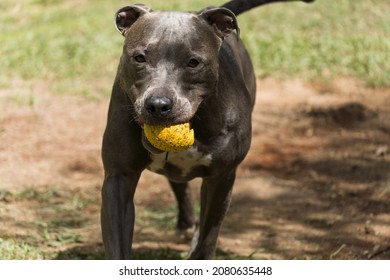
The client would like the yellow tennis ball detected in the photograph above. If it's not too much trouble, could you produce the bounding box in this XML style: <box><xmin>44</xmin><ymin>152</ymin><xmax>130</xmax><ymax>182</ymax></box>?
<box><xmin>143</xmin><ymin>123</ymin><xmax>194</xmax><ymax>153</ymax></box>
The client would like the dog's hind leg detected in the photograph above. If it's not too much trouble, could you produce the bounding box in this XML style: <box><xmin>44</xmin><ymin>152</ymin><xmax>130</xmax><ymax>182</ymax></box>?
<box><xmin>169</xmin><ymin>180</ymin><xmax>195</xmax><ymax>240</ymax></box>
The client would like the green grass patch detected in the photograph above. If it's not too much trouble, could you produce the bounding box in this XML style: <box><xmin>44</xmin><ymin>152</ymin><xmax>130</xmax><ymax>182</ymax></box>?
<box><xmin>45</xmin><ymin>230</ymin><xmax>83</xmax><ymax>248</ymax></box>
<box><xmin>240</xmin><ymin>0</ymin><xmax>390</xmax><ymax>87</ymax></box>
<box><xmin>47</xmin><ymin>217</ymin><xmax>87</xmax><ymax>229</ymax></box>
<box><xmin>1</xmin><ymin>0</ymin><xmax>389</xmax><ymax>94</ymax></box>
<box><xmin>0</xmin><ymin>238</ymin><xmax>46</xmax><ymax>259</ymax></box>
<box><xmin>136</xmin><ymin>206</ymin><xmax>178</xmax><ymax>229</ymax></box>
<box><xmin>136</xmin><ymin>201</ymin><xmax>201</xmax><ymax>229</ymax></box>
<box><xmin>15</xmin><ymin>187</ymin><xmax>62</xmax><ymax>203</ymax></box>
<box><xmin>0</xmin><ymin>186</ymin><xmax>91</xmax><ymax>259</ymax></box>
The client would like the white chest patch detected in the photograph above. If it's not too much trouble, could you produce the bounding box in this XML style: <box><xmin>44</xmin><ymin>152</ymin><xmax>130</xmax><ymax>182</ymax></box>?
<box><xmin>148</xmin><ymin>147</ymin><xmax>212</xmax><ymax>177</ymax></box>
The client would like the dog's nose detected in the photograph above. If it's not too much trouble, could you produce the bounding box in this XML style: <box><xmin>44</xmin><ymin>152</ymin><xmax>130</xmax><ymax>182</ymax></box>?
<box><xmin>145</xmin><ymin>96</ymin><xmax>173</xmax><ymax>116</ymax></box>
<box><xmin>145</xmin><ymin>96</ymin><xmax>173</xmax><ymax>115</ymax></box>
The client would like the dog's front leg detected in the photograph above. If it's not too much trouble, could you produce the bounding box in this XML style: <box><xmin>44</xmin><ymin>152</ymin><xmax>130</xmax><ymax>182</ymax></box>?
<box><xmin>188</xmin><ymin>170</ymin><xmax>236</xmax><ymax>259</ymax></box>
<box><xmin>101</xmin><ymin>172</ymin><xmax>140</xmax><ymax>259</ymax></box>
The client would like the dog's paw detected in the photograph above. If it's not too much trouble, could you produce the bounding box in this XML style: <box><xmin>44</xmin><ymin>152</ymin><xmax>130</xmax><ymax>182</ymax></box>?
<box><xmin>176</xmin><ymin>226</ymin><xmax>196</xmax><ymax>242</ymax></box>
<box><xmin>144</xmin><ymin>123</ymin><xmax>194</xmax><ymax>152</ymax></box>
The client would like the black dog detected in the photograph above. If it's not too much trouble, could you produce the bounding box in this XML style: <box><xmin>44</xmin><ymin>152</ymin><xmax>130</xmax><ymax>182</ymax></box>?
<box><xmin>101</xmin><ymin>0</ymin><xmax>313</xmax><ymax>259</ymax></box>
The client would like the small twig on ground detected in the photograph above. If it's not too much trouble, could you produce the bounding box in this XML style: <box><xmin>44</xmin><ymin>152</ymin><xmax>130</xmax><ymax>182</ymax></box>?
<box><xmin>330</xmin><ymin>244</ymin><xmax>346</xmax><ymax>259</ymax></box>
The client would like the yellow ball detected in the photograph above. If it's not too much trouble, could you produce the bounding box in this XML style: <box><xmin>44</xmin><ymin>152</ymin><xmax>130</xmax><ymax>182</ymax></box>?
<box><xmin>143</xmin><ymin>123</ymin><xmax>194</xmax><ymax>153</ymax></box>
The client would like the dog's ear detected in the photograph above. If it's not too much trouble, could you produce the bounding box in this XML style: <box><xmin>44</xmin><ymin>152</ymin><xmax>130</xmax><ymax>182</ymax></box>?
<box><xmin>198</xmin><ymin>7</ymin><xmax>239</xmax><ymax>40</ymax></box>
<box><xmin>115</xmin><ymin>5</ymin><xmax>151</xmax><ymax>36</ymax></box>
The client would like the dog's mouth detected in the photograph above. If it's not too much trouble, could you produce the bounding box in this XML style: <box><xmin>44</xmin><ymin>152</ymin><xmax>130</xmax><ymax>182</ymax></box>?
<box><xmin>141</xmin><ymin>130</ymin><xmax>165</xmax><ymax>154</ymax></box>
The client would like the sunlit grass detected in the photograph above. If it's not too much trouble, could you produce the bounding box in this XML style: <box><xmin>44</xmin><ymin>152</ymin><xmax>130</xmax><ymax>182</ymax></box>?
<box><xmin>1</xmin><ymin>0</ymin><xmax>389</xmax><ymax>96</ymax></box>
<box><xmin>239</xmin><ymin>0</ymin><xmax>390</xmax><ymax>86</ymax></box>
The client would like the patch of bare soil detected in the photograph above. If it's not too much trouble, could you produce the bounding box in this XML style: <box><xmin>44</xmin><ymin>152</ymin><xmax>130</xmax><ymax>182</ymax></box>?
<box><xmin>0</xmin><ymin>78</ymin><xmax>389</xmax><ymax>259</ymax></box>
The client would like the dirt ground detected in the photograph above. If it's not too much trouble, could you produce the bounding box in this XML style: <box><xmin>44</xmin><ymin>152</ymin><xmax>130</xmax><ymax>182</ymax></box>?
<box><xmin>0</xmin><ymin>77</ymin><xmax>389</xmax><ymax>259</ymax></box>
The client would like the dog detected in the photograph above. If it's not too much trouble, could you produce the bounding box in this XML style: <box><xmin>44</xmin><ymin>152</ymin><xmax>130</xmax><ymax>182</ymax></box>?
<box><xmin>101</xmin><ymin>0</ymin><xmax>313</xmax><ymax>259</ymax></box>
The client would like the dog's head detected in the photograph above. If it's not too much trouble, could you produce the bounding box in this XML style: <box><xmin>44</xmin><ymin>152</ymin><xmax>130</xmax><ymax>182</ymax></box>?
<box><xmin>114</xmin><ymin>5</ymin><xmax>238</xmax><ymax>126</ymax></box>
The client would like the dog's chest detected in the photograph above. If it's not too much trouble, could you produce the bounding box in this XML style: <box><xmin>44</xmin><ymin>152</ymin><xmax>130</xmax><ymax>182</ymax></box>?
<box><xmin>147</xmin><ymin>147</ymin><xmax>212</xmax><ymax>178</ymax></box>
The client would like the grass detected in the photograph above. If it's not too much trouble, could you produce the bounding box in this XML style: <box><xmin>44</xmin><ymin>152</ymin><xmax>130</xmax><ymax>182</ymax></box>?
<box><xmin>240</xmin><ymin>0</ymin><xmax>390</xmax><ymax>87</ymax></box>
<box><xmin>0</xmin><ymin>187</ymin><xmax>90</xmax><ymax>259</ymax></box>
<box><xmin>0</xmin><ymin>238</ymin><xmax>46</xmax><ymax>260</ymax></box>
<box><xmin>0</xmin><ymin>0</ymin><xmax>389</xmax><ymax>96</ymax></box>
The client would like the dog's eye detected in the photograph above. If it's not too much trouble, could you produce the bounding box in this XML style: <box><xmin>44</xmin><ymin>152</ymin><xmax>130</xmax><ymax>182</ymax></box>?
<box><xmin>134</xmin><ymin>54</ymin><xmax>146</xmax><ymax>63</ymax></box>
<box><xmin>187</xmin><ymin>58</ymin><xmax>200</xmax><ymax>68</ymax></box>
